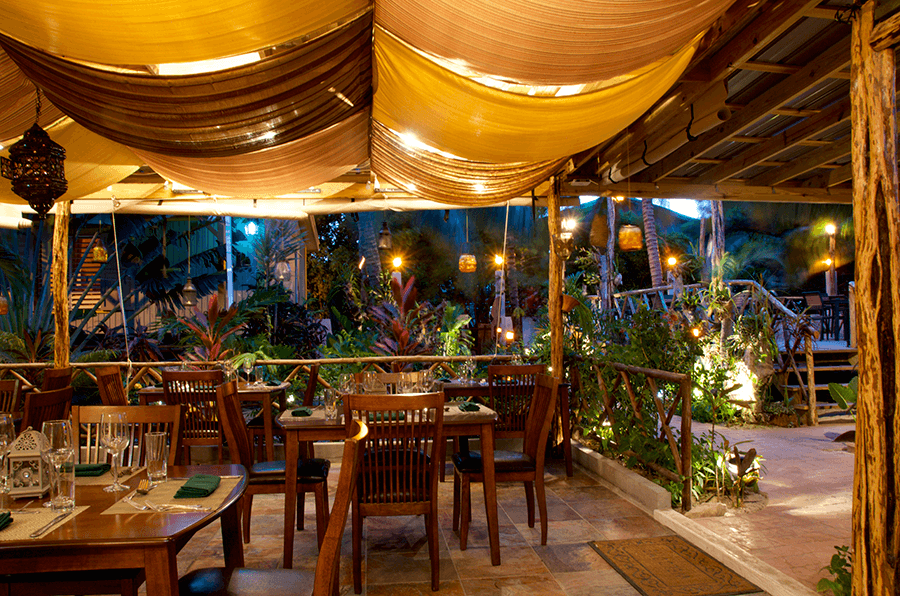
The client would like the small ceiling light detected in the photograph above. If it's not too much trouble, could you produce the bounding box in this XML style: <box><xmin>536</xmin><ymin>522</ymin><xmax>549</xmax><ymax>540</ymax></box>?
<box><xmin>378</xmin><ymin>221</ymin><xmax>392</xmax><ymax>251</ymax></box>
<box><xmin>613</xmin><ymin>196</ymin><xmax>625</xmax><ymax>202</ymax></box>
<box><xmin>474</xmin><ymin>183</ymin><xmax>486</xmax><ymax>193</ymax></box>
<box><xmin>244</xmin><ymin>221</ymin><xmax>258</xmax><ymax>236</ymax></box>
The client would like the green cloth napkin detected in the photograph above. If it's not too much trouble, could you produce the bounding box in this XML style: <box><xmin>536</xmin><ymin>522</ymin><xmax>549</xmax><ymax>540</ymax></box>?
<box><xmin>457</xmin><ymin>402</ymin><xmax>480</xmax><ymax>412</ymax></box>
<box><xmin>367</xmin><ymin>411</ymin><xmax>406</xmax><ymax>422</ymax></box>
<box><xmin>74</xmin><ymin>463</ymin><xmax>111</xmax><ymax>477</ymax></box>
<box><xmin>266</xmin><ymin>380</ymin><xmax>281</xmax><ymax>387</ymax></box>
<box><xmin>291</xmin><ymin>406</ymin><xmax>313</xmax><ymax>417</ymax></box>
<box><xmin>0</xmin><ymin>512</ymin><xmax>12</xmax><ymax>531</ymax></box>
<box><xmin>174</xmin><ymin>474</ymin><xmax>221</xmax><ymax>498</ymax></box>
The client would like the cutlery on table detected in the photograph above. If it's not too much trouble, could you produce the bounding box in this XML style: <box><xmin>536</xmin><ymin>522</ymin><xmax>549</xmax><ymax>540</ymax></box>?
<box><xmin>134</xmin><ymin>479</ymin><xmax>152</xmax><ymax>495</ymax></box>
<box><xmin>30</xmin><ymin>511</ymin><xmax>72</xmax><ymax>538</ymax></box>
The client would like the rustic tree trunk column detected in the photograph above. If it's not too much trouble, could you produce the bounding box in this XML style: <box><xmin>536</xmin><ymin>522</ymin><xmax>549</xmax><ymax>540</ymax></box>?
<box><xmin>51</xmin><ymin>200</ymin><xmax>71</xmax><ymax>367</ymax></box>
<box><xmin>548</xmin><ymin>178</ymin><xmax>564</xmax><ymax>378</ymax></box>
<box><xmin>850</xmin><ymin>3</ymin><xmax>900</xmax><ymax>595</ymax></box>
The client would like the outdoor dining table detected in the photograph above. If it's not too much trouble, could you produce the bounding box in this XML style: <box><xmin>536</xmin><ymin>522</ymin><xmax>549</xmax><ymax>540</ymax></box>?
<box><xmin>441</xmin><ymin>380</ymin><xmax>574</xmax><ymax>477</ymax></box>
<box><xmin>140</xmin><ymin>381</ymin><xmax>289</xmax><ymax>462</ymax></box>
<box><xmin>0</xmin><ymin>464</ymin><xmax>246</xmax><ymax>596</ymax></box>
<box><xmin>277</xmin><ymin>401</ymin><xmax>504</xmax><ymax>567</ymax></box>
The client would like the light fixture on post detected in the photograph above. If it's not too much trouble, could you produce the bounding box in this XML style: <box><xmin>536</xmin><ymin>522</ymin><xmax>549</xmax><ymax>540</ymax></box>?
<box><xmin>274</xmin><ymin>260</ymin><xmax>291</xmax><ymax>282</ymax></box>
<box><xmin>825</xmin><ymin>222</ymin><xmax>837</xmax><ymax>296</ymax></box>
<box><xmin>377</xmin><ymin>221</ymin><xmax>392</xmax><ymax>251</ymax></box>
<box><xmin>552</xmin><ymin>217</ymin><xmax>576</xmax><ymax>260</ymax></box>
<box><xmin>182</xmin><ymin>216</ymin><xmax>197</xmax><ymax>307</ymax></box>
<box><xmin>459</xmin><ymin>212</ymin><xmax>476</xmax><ymax>273</ymax></box>
<box><xmin>0</xmin><ymin>90</ymin><xmax>67</xmax><ymax>220</ymax></box>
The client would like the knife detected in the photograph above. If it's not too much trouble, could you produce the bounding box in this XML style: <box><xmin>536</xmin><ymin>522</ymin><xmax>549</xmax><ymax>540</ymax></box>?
<box><xmin>29</xmin><ymin>511</ymin><xmax>72</xmax><ymax>538</ymax></box>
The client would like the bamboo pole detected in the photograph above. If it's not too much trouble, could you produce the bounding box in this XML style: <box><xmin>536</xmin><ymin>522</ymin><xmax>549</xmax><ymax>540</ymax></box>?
<box><xmin>51</xmin><ymin>199</ymin><xmax>71</xmax><ymax>368</ymax></box>
<box><xmin>548</xmin><ymin>177</ymin><xmax>564</xmax><ymax>379</ymax></box>
<box><xmin>850</xmin><ymin>3</ymin><xmax>900</xmax><ymax>595</ymax></box>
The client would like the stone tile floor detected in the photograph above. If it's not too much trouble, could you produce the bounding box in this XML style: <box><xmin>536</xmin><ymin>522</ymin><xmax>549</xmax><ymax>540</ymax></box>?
<box><xmin>177</xmin><ymin>461</ymin><xmax>767</xmax><ymax>595</ymax></box>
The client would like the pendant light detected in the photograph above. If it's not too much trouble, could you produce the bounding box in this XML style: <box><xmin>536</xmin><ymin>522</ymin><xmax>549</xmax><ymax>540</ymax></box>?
<box><xmin>182</xmin><ymin>216</ymin><xmax>198</xmax><ymax>307</ymax></box>
<box><xmin>275</xmin><ymin>260</ymin><xmax>291</xmax><ymax>281</ymax></box>
<box><xmin>459</xmin><ymin>212</ymin><xmax>476</xmax><ymax>273</ymax></box>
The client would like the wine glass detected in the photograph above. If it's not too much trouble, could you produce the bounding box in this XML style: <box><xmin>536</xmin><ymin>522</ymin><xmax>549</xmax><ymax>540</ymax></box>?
<box><xmin>0</xmin><ymin>414</ymin><xmax>15</xmax><ymax>512</ymax></box>
<box><xmin>41</xmin><ymin>420</ymin><xmax>75</xmax><ymax>508</ymax></box>
<box><xmin>338</xmin><ymin>373</ymin><xmax>354</xmax><ymax>394</ymax></box>
<box><xmin>420</xmin><ymin>370</ymin><xmax>434</xmax><ymax>392</ymax></box>
<box><xmin>398</xmin><ymin>373</ymin><xmax>416</xmax><ymax>394</ymax></box>
<box><xmin>100</xmin><ymin>412</ymin><xmax>129</xmax><ymax>492</ymax></box>
<box><xmin>241</xmin><ymin>360</ymin><xmax>253</xmax><ymax>385</ymax></box>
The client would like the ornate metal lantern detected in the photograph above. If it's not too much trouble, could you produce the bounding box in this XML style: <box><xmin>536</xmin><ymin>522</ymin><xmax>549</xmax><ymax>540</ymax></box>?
<box><xmin>91</xmin><ymin>243</ymin><xmax>109</xmax><ymax>263</ymax></box>
<box><xmin>618</xmin><ymin>224</ymin><xmax>643</xmax><ymax>252</ymax></box>
<box><xmin>275</xmin><ymin>260</ymin><xmax>291</xmax><ymax>281</ymax></box>
<box><xmin>0</xmin><ymin>296</ymin><xmax>7</xmax><ymax>315</ymax></box>
<box><xmin>8</xmin><ymin>429</ymin><xmax>51</xmax><ymax>498</ymax></box>
<box><xmin>377</xmin><ymin>221</ymin><xmax>392</xmax><ymax>251</ymax></box>
<box><xmin>458</xmin><ymin>253</ymin><xmax>476</xmax><ymax>272</ymax></box>
<box><xmin>0</xmin><ymin>123</ymin><xmax>67</xmax><ymax>220</ymax></box>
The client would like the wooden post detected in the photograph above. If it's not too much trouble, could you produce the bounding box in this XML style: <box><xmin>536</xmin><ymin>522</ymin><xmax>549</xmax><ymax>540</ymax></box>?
<box><xmin>51</xmin><ymin>199</ymin><xmax>71</xmax><ymax>367</ymax></box>
<box><xmin>804</xmin><ymin>334</ymin><xmax>817</xmax><ymax>426</ymax></box>
<box><xmin>548</xmin><ymin>178</ymin><xmax>564</xmax><ymax>379</ymax></box>
<box><xmin>850</xmin><ymin>3</ymin><xmax>900</xmax><ymax>595</ymax></box>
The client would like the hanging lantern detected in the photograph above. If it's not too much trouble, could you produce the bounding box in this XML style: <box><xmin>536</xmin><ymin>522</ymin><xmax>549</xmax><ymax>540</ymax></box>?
<box><xmin>0</xmin><ymin>296</ymin><xmax>7</xmax><ymax>315</ymax></box>
<box><xmin>91</xmin><ymin>243</ymin><xmax>109</xmax><ymax>263</ymax></box>
<box><xmin>275</xmin><ymin>260</ymin><xmax>291</xmax><ymax>281</ymax></box>
<box><xmin>459</xmin><ymin>253</ymin><xmax>477</xmax><ymax>273</ymax></box>
<box><xmin>182</xmin><ymin>278</ymin><xmax>198</xmax><ymax>307</ymax></box>
<box><xmin>618</xmin><ymin>224</ymin><xmax>643</xmax><ymax>252</ymax></box>
<box><xmin>0</xmin><ymin>123</ymin><xmax>67</xmax><ymax>220</ymax></box>
<box><xmin>377</xmin><ymin>221</ymin><xmax>392</xmax><ymax>251</ymax></box>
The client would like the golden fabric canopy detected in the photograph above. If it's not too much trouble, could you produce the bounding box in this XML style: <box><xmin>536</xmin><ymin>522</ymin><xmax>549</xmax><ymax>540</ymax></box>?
<box><xmin>0</xmin><ymin>13</ymin><xmax>372</xmax><ymax>157</ymax></box>
<box><xmin>131</xmin><ymin>109</ymin><xmax>369</xmax><ymax>197</ymax></box>
<box><xmin>373</xmin><ymin>26</ymin><xmax>698</xmax><ymax>163</ymax></box>
<box><xmin>371</xmin><ymin>119</ymin><xmax>566</xmax><ymax>206</ymax></box>
<box><xmin>0</xmin><ymin>49</ymin><xmax>63</xmax><ymax>145</ymax></box>
<box><xmin>377</xmin><ymin>0</ymin><xmax>732</xmax><ymax>86</ymax></box>
<box><xmin>0</xmin><ymin>117</ymin><xmax>141</xmax><ymax>205</ymax></box>
<box><xmin>0</xmin><ymin>0</ymin><xmax>370</xmax><ymax>66</ymax></box>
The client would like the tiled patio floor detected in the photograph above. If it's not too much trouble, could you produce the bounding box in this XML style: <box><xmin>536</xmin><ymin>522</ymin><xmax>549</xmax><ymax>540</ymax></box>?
<box><xmin>177</xmin><ymin>461</ymin><xmax>767</xmax><ymax>596</ymax></box>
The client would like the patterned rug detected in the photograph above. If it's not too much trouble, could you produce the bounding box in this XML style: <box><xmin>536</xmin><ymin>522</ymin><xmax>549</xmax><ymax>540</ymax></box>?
<box><xmin>589</xmin><ymin>535</ymin><xmax>761</xmax><ymax>596</ymax></box>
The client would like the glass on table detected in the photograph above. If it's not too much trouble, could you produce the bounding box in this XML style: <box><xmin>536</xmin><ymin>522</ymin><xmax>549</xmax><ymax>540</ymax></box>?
<box><xmin>41</xmin><ymin>419</ymin><xmax>76</xmax><ymax>510</ymax></box>
<box><xmin>145</xmin><ymin>431</ymin><xmax>168</xmax><ymax>486</ymax></box>
<box><xmin>100</xmin><ymin>412</ymin><xmax>129</xmax><ymax>492</ymax></box>
<box><xmin>0</xmin><ymin>414</ymin><xmax>15</xmax><ymax>512</ymax></box>
<box><xmin>419</xmin><ymin>370</ymin><xmax>434</xmax><ymax>392</ymax></box>
<box><xmin>398</xmin><ymin>373</ymin><xmax>416</xmax><ymax>394</ymax></box>
<box><xmin>323</xmin><ymin>389</ymin><xmax>341</xmax><ymax>422</ymax></box>
<box><xmin>337</xmin><ymin>373</ymin><xmax>354</xmax><ymax>394</ymax></box>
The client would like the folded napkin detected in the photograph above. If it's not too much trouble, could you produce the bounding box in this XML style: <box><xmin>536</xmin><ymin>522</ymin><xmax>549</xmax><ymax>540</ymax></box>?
<box><xmin>75</xmin><ymin>463</ymin><xmax>111</xmax><ymax>477</ymax></box>
<box><xmin>174</xmin><ymin>474</ymin><xmax>221</xmax><ymax>499</ymax></box>
<box><xmin>0</xmin><ymin>512</ymin><xmax>12</xmax><ymax>531</ymax></box>
<box><xmin>291</xmin><ymin>406</ymin><xmax>313</xmax><ymax>417</ymax></box>
<box><xmin>368</xmin><ymin>411</ymin><xmax>405</xmax><ymax>422</ymax></box>
<box><xmin>266</xmin><ymin>380</ymin><xmax>282</xmax><ymax>387</ymax></box>
<box><xmin>457</xmin><ymin>402</ymin><xmax>480</xmax><ymax>412</ymax></box>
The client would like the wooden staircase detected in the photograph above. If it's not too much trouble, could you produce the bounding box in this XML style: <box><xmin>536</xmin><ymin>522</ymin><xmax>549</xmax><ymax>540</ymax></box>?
<box><xmin>778</xmin><ymin>345</ymin><xmax>857</xmax><ymax>423</ymax></box>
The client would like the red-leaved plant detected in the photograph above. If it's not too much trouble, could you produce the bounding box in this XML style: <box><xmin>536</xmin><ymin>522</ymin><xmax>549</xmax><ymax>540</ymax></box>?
<box><xmin>179</xmin><ymin>294</ymin><xmax>243</xmax><ymax>362</ymax></box>
<box><xmin>369</xmin><ymin>276</ymin><xmax>436</xmax><ymax>360</ymax></box>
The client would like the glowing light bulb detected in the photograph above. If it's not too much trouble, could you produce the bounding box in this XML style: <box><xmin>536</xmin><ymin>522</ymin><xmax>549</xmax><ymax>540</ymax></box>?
<box><xmin>494</xmin><ymin>254</ymin><xmax>504</xmax><ymax>266</ymax></box>
<box><xmin>825</xmin><ymin>223</ymin><xmax>837</xmax><ymax>235</ymax></box>
<box><xmin>667</xmin><ymin>256</ymin><xmax>678</xmax><ymax>267</ymax></box>
<box><xmin>392</xmin><ymin>256</ymin><xmax>402</xmax><ymax>269</ymax></box>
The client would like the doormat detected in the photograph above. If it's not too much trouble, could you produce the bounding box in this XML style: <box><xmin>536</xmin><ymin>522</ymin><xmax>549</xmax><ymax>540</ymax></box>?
<box><xmin>589</xmin><ymin>535</ymin><xmax>760</xmax><ymax>596</ymax></box>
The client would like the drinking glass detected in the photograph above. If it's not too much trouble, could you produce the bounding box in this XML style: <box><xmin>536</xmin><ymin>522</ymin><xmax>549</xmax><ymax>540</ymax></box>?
<box><xmin>41</xmin><ymin>420</ymin><xmax>75</xmax><ymax>510</ymax></box>
<box><xmin>222</xmin><ymin>360</ymin><xmax>237</xmax><ymax>382</ymax></box>
<box><xmin>254</xmin><ymin>365</ymin><xmax>267</xmax><ymax>386</ymax></box>
<box><xmin>145</xmin><ymin>431</ymin><xmax>168</xmax><ymax>486</ymax></box>
<box><xmin>241</xmin><ymin>360</ymin><xmax>253</xmax><ymax>384</ymax></box>
<box><xmin>420</xmin><ymin>370</ymin><xmax>434</xmax><ymax>392</ymax></box>
<box><xmin>0</xmin><ymin>414</ymin><xmax>15</xmax><ymax>512</ymax></box>
<box><xmin>398</xmin><ymin>373</ymin><xmax>416</xmax><ymax>394</ymax></box>
<box><xmin>338</xmin><ymin>373</ymin><xmax>354</xmax><ymax>394</ymax></box>
<box><xmin>100</xmin><ymin>412</ymin><xmax>129</xmax><ymax>492</ymax></box>
<box><xmin>461</xmin><ymin>359</ymin><xmax>476</xmax><ymax>383</ymax></box>
<box><xmin>323</xmin><ymin>389</ymin><xmax>340</xmax><ymax>422</ymax></box>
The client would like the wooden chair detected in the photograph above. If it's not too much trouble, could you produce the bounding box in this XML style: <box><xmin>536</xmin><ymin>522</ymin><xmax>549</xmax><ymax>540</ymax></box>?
<box><xmin>0</xmin><ymin>379</ymin><xmax>21</xmax><ymax>415</ymax></box>
<box><xmin>161</xmin><ymin>369</ymin><xmax>223</xmax><ymax>464</ymax></box>
<box><xmin>71</xmin><ymin>405</ymin><xmax>183</xmax><ymax>466</ymax></box>
<box><xmin>248</xmin><ymin>363</ymin><xmax>319</xmax><ymax>462</ymax></box>
<box><xmin>453</xmin><ymin>374</ymin><xmax>558</xmax><ymax>548</ymax></box>
<box><xmin>216</xmin><ymin>381</ymin><xmax>331</xmax><ymax>546</ymax></box>
<box><xmin>487</xmin><ymin>364</ymin><xmax>546</xmax><ymax>437</ymax></box>
<box><xmin>96</xmin><ymin>366</ymin><xmax>129</xmax><ymax>406</ymax></box>
<box><xmin>21</xmin><ymin>386</ymin><xmax>72</xmax><ymax>431</ymax></box>
<box><xmin>179</xmin><ymin>419</ymin><xmax>367</xmax><ymax>596</ymax></box>
<box><xmin>344</xmin><ymin>392</ymin><xmax>444</xmax><ymax>593</ymax></box>
<box><xmin>42</xmin><ymin>366</ymin><xmax>73</xmax><ymax>390</ymax></box>
<box><xmin>802</xmin><ymin>291</ymin><xmax>832</xmax><ymax>339</ymax></box>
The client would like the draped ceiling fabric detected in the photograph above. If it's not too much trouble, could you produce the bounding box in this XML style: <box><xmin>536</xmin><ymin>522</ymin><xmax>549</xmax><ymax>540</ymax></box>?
<box><xmin>373</xmin><ymin>26</ymin><xmax>699</xmax><ymax>164</ymax></box>
<box><xmin>371</xmin><ymin>120</ymin><xmax>566</xmax><ymax>206</ymax></box>
<box><xmin>0</xmin><ymin>118</ymin><xmax>141</xmax><ymax>205</ymax></box>
<box><xmin>0</xmin><ymin>0</ymin><xmax>370</xmax><ymax>66</ymax></box>
<box><xmin>376</xmin><ymin>0</ymin><xmax>733</xmax><ymax>86</ymax></box>
<box><xmin>131</xmin><ymin>109</ymin><xmax>369</xmax><ymax>197</ymax></box>
<box><xmin>0</xmin><ymin>49</ymin><xmax>64</xmax><ymax>145</ymax></box>
<box><xmin>0</xmin><ymin>13</ymin><xmax>373</xmax><ymax>157</ymax></box>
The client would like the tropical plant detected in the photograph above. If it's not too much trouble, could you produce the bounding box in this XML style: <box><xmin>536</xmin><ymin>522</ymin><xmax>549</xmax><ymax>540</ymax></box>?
<box><xmin>828</xmin><ymin>375</ymin><xmax>858</xmax><ymax>412</ymax></box>
<box><xmin>817</xmin><ymin>546</ymin><xmax>851</xmax><ymax>596</ymax></box>
<box><xmin>369</xmin><ymin>275</ymin><xmax>437</xmax><ymax>360</ymax></box>
<box><xmin>178</xmin><ymin>294</ymin><xmax>244</xmax><ymax>362</ymax></box>
<box><xmin>438</xmin><ymin>303</ymin><xmax>473</xmax><ymax>358</ymax></box>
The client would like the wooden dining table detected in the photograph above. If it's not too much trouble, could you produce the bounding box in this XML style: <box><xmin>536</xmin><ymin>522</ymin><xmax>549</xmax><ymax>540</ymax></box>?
<box><xmin>140</xmin><ymin>381</ymin><xmax>289</xmax><ymax>462</ymax></box>
<box><xmin>0</xmin><ymin>464</ymin><xmax>246</xmax><ymax>596</ymax></box>
<box><xmin>278</xmin><ymin>402</ymin><xmax>504</xmax><ymax>568</ymax></box>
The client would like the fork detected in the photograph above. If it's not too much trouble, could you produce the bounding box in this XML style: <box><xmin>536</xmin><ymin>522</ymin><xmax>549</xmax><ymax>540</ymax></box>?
<box><xmin>135</xmin><ymin>479</ymin><xmax>152</xmax><ymax>495</ymax></box>
<box><xmin>122</xmin><ymin>495</ymin><xmax>151</xmax><ymax>511</ymax></box>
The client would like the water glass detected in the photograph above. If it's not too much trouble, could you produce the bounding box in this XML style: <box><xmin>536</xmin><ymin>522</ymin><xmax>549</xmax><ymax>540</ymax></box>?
<box><xmin>398</xmin><ymin>373</ymin><xmax>416</xmax><ymax>394</ymax></box>
<box><xmin>41</xmin><ymin>420</ymin><xmax>75</xmax><ymax>509</ymax></box>
<box><xmin>323</xmin><ymin>389</ymin><xmax>340</xmax><ymax>422</ymax></box>
<box><xmin>419</xmin><ymin>370</ymin><xmax>434</xmax><ymax>392</ymax></box>
<box><xmin>0</xmin><ymin>414</ymin><xmax>15</xmax><ymax>512</ymax></box>
<box><xmin>221</xmin><ymin>360</ymin><xmax>237</xmax><ymax>382</ymax></box>
<box><xmin>145</xmin><ymin>431</ymin><xmax>168</xmax><ymax>485</ymax></box>
<box><xmin>254</xmin><ymin>365</ymin><xmax>267</xmax><ymax>386</ymax></box>
<box><xmin>338</xmin><ymin>373</ymin><xmax>354</xmax><ymax>394</ymax></box>
<box><xmin>100</xmin><ymin>412</ymin><xmax>129</xmax><ymax>492</ymax></box>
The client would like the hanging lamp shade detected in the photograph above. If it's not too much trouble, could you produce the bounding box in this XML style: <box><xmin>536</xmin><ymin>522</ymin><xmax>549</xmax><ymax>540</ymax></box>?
<box><xmin>275</xmin><ymin>260</ymin><xmax>291</xmax><ymax>281</ymax></box>
<box><xmin>0</xmin><ymin>123</ymin><xmax>67</xmax><ymax>219</ymax></box>
<box><xmin>91</xmin><ymin>243</ymin><xmax>108</xmax><ymax>263</ymax></box>
<box><xmin>459</xmin><ymin>253</ymin><xmax>476</xmax><ymax>273</ymax></box>
<box><xmin>0</xmin><ymin>296</ymin><xmax>7</xmax><ymax>315</ymax></box>
<box><xmin>618</xmin><ymin>224</ymin><xmax>643</xmax><ymax>252</ymax></box>
<box><xmin>377</xmin><ymin>221</ymin><xmax>392</xmax><ymax>250</ymax></box>
<box><xmin>182</xmin><ymin>278</ymin><xmax>198</xmax><ymax>307</ymax></box>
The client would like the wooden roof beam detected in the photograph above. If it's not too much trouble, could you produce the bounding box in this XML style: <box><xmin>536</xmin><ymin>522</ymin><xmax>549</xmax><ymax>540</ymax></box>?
<box><xmin>747</xmin><ymin>138</ymin><xmax>850</xmax><ymax>186</ymax></box>
<box><xmin>632</xmin><ymin>34</ymin><xmax>851</xmax><ymax>184</ymax></box>
<box><xmin>564</xmin><ymin>180</ymin><xmax>851</xmax><ymax>204</ymax></box>
<box><xmin>694</xmin><ymin>97</ymin><xmax>851</xmax><ymax>184</ymax></box>
<box><xmin>741</xmin><ymin>60</ymin><xmax>851</xmax><ymax>79</ymax></box>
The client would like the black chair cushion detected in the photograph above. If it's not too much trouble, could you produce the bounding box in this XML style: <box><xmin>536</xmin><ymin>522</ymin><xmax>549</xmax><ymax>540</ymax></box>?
<box><xmin>180</xmin><ymin>567</ymin><xmax>313</xmax><ymax>596</ymax></box>
<box><xmin>248</xmin><ymin>458</ymin><xmax>329</xmax><ymax>484</ymax></box>
<box><xmin>452</xmin><ymin>449</ymin><xmax>536</xmax><ymax>474</ymax></box>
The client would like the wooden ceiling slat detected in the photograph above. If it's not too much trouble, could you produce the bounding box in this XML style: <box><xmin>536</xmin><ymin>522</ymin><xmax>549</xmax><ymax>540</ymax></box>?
<box><xmin>747</xmin><ymin>138</ymin><xmax>850</xmax><ymax>186</ymax></box>
<box><xmin>565</xmin><ymin>180</ymin><xmax>851</xmax><ymax>203</ymax></box>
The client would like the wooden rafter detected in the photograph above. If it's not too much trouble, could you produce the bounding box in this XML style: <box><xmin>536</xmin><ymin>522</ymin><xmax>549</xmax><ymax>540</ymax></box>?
<box><xmin>747</xmin><ymin>139</ymin><xmax>851</xmax><ymax>186</ymax></box>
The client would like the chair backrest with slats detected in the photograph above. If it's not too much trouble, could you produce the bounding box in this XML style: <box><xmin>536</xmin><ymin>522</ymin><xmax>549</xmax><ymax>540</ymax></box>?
<box><xmin>312</xmin><ymin>418</ymin><xmax>367</xmax><ymax>596</ymax></box>
<box><xmin>96</xmin><ymin>366</ymin><xmax>129</xmax><ymax>406</ymax></box>
<box><xmin>21</xmin><ymin>386</ymin><xmax>72</xmax><ymax>432</ymax></box>
<box><xmin>161</xmin><ymin>370</ymin><xmax>223</xmax><ymax>442</ymax></box>
<box><xmin>487</xmin><ymin>364</ymin><xmax>546</xmax><ymax>437</ymax></box>
<box><xmin>0</xmin><ymin>379</ymin><xmax>21</xmax><ymax>415</ymax></box>
<box><xmin>215</xmin><ymin>381</ymin><xmax>253</xmax><ymax>467</ymax></box>
<box><xmin>344</xmin><ymin>392</ymin><xmax>443</xmax><ymax>515</ymax></box>
<box><xmin>42</xmin><ymin>366</ymin><xmax>73</xmax><ymax>391</ymax></box>
<box><xmin>302</xmin><ymin>363</ymin><xmax>320</xmax><ymax>407</ymax></box>
<box><xmin>71</xmin><ymin>404</ymin><xmax>183</xmax><ymax>466</ymax></box>
<box><xmin>522</xmin><ymin>375</ymin><xmax>559</xmax><ymax>470</ymax></box>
